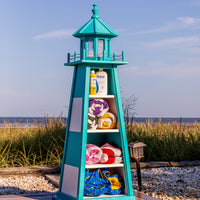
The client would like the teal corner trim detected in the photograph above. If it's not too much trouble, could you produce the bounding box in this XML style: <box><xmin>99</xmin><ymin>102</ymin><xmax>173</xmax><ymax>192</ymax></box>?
<box><xmin>77</xmin><ymin>66</ymin><xmax>90</xmax><ymax>199</ymax></box>
<box><xmin>58</xmin><ymin>66</ymin><xmax>77</xmax><ymax>192</ymax></box>
<box><xmin>112</xmin><ymin>67</ymin><xmax>134</xmax><ymax>196</ymax></box>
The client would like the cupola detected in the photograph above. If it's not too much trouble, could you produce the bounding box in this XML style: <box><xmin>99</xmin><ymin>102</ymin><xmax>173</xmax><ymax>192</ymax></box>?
<box><xmin>66</xmin><ymin>4</ymin><xmax>126</xmax><ymax>64</ymax></box>
<box><xmin>73</xmin><ymin>4</ymin><xmax>118</xmax><ymax>61</ymax></box>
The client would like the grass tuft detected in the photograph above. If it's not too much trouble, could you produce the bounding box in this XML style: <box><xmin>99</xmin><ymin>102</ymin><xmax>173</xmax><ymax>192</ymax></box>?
<box><xmin>127</xmin><ymin>121</ymin><xmax>200</xmax><ymax>161</ymax></box>
<box><xmin>0</xmin><ymin>116</ymin><xmax>66</xmax><ymax>167</ymax></box>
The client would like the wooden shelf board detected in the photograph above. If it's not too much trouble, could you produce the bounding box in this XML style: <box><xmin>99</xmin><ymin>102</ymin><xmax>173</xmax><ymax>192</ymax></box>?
<box><xmin>86</xmin><ymin>163</ymin><xmax>124</xmax><ymax>169</ymax></box>
<box><xmin>89</xmin><ymin>95</ymin><xmax>115</xmax><ymax>99</ymax></box>
<box><xmin>87</xmin><ymin>129</ymin><xmax>119</xmax><ymax>133</ymax></box>
<box><xmin>84</xmin><ymin>194</ymin><xmax>127</xmax><ymax>199</ymax></box>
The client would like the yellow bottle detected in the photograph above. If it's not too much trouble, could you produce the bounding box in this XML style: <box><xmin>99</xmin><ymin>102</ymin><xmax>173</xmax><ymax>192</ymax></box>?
<box><xmin>90</xmin><ymin>70</ymin><xmax>96</xmax><ymax>95</ymax></box>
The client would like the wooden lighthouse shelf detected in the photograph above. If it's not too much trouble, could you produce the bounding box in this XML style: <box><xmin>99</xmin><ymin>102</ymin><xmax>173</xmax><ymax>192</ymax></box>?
<box><xmin>53</xmin><ymin>4</ymin><xmax>135</xmax><ymax>200</ymax></box>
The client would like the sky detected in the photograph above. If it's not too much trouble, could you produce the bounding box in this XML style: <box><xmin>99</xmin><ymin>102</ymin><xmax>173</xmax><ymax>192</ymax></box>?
<box><xmin>1</xmin><ymin>0</ymin><xmax>200</xmax><ymax>118</ymax></box>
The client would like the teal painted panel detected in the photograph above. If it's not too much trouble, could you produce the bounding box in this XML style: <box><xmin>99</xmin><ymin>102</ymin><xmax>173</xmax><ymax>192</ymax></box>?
<box><xmin>65</xmin><ymin>131</ymin><xmax>82</xmax><ymax>167</ymax></box>
<box><xmin>87</xmin><ymin>132</ymin><xmax>121</xmax><ymax>147</ymax></box>
<box><xmin>104</xmin><ymin>132</ymin><xmax>122</xmax><ymax>147</ymax></box>
<box><xmin>87</xmin><ymin>133</ymin><xmax>107</xmax><ymax>146</ymax></box>
<box><xmin>106</xmin><ymin>69</ymin><xmax>114</xmax><ymax>95</ymax></box>
<box><xmin>73</xmin><ymin>66</ymin><xmax>87</xmax><ymax>97</ymax></box>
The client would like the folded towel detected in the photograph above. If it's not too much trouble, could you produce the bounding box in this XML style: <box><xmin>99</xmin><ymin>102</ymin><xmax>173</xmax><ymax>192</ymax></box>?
<box><xmin>113</xmin><ymin>157</ymin><xmax>123</xmax><ymax>164</ymax></box>
<box><xmin>100</xmin><ymin>150</ymin><xmax>122</xmax><ymax>164</ymax></box>
<box><xmin>84</xmin><ymin>169</ymin><xmax>110</xmax><ymax>196</ymax></box>
<box><xmin>100</xmin><ymin>143</ymin><xmax>122</xmax><ymax>164</ymax></box>
<box><xmin>101</xmin><ymin>168</ymin><xmax>124</xmax><ymax>195</ymax></box>
<box><xmin>97</xmin><ymin>112</ymin><xmax>117</xmax><ymax>129</ymax></box>
<box><xmin>101</xmin><ymin>143</ymin><xmax>122</xmax><ymax>157</ymax></box>
<box><xmin>89</xmin><ymin>99</ymin><xmax>109</xmax><ymax>117</ymax></box>
<box><xmin>88</xmin><ymin>113</ymin><xmax>98</xmax><ymax>130</ymax></box>
<box><xmin>100</xmin><ymin>148</ymin><xmax>115</xmax><ymax>164</ymax></box>
<box><xmin>86</xmin><ymin>144</ymin><xmax>103</xmax><ymax>165</ymax></box>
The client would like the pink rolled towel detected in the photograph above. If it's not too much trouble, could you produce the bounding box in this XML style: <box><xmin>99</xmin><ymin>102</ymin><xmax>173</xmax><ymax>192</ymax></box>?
<box><xmin>86</xmin><ymin>144</ymin><xmax>103</xmax><ymax>165</ymax></box>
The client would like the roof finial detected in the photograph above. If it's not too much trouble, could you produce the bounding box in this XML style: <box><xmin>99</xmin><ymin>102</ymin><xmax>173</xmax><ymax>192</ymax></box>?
<box><xmin>92</xmin><ymin>4</ymin><xmax>99</xmax><ymax>18</ymax></box>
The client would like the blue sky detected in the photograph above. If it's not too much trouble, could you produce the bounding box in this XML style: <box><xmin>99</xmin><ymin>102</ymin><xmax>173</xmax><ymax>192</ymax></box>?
<box><xmin>1</xmin><ymin>0</ymin><xmax>200</xmax><ymax>117</ymax></box>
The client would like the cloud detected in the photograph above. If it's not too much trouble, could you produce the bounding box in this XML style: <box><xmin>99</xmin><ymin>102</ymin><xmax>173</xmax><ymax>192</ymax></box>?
<box><xmin>132</xmin><ymin>17</ymin><xmax>200</xmax><ymax>35</ymax></box>
<box><xmin>142</xmin><ymin>35</ymin><xmax>200</xmax><ymax>50</ymax></box>
<box><xmin>32</xmin><ymin>29</ymin><xmax>75</xmax><ymax>40</ymax></box>
<box><xmin>178</xmin><ymin>17</ymin><xmax>200</xmax><ymax>25</ymax></box>
<box><xmin>132</xmin><ymin>23</ymin><xmax>174</xmax><ymax>35</ymax></box>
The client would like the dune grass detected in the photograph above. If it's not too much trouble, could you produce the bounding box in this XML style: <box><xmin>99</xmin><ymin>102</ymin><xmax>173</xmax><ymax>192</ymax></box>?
<box><xmin>0</xmin><ymin>117</ymin><xmax>66</xmax><ymax>167</ymax></box>
<box><xmin>126</xmin><ymin>120</ymin><xmax>200</xmax><ymax>161</ymax></box>
<box><xmin>0</xmin><ymin>118</ymin><xmax>200</xmax><ymax>167</ymax></box>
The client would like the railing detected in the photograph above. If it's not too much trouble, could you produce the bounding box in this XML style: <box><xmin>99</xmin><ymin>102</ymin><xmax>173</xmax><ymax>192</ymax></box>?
<box><xmin>67</xmin><ymin>52</ymin><xmax>81</xmax><ymax>63</ymax></box>
<box><xmin>111</xmin><ymin>52</ymin><xmax>125</xmax><ymax>61</ymax></box>
<box><xmin>67</xmin><ymin>50</ymin><xmax>125</xmax><ymax>63</ymax></box>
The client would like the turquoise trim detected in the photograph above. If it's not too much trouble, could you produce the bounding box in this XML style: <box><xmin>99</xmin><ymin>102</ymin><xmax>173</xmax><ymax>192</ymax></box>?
<box><xmin>77</xmin><ymin>66</ymin><xmax>90</xmax><ymax>199</ymax></box>
<box><xmin>80</xmin><ymin>196</ymin><xmax>135</xmax><ymax>200</ymax></box>
<box><xmin>94</xmin><ymin>38</ymin><xmax>98</xmax><ymax>58</ymax></box>
<box><xmin>112</xmin><ymin>67</ymin><xmax>134</xmax><ymax>196</ymax></box>
<box><xmin>53</xmin><ymin>193</ymin><xmax>135</xmax><ymax>200</ymax></box>
<box><xmin>54</xmin><ymin>191</ymin><xmax>77</xmax><ymax>200</ymax></box>
<box><xmin>65</xmin><ymin>60</ymin><xmax>128</xmax><ymax>66</ymax></box>
<box><xmin>58</xmin><ymin>66</ymin><xmax>77</xmax><ymax>192</ymax></box>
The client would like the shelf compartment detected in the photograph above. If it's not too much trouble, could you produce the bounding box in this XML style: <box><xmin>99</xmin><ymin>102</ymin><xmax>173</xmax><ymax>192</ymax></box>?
<box><xmin>87</xmin><ymin>129</ymin><xmax>119</xmax><ymax>133</ymax></box>
<box><xmin>88</xmin><ymin>97</ymin><xmax>119</xmax><ymax>129</ymax></box>
<box><xmin>86</xmin><ymin>163</ymin><xmax>124</xmax><ymax>169</ymax></box>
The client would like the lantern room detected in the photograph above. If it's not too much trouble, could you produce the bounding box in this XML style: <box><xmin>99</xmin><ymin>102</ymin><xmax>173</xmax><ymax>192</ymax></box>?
<box><xmin>67</xmin><ymin>4</ymin><xmax>126</xmax><ymax>63</ymax></box>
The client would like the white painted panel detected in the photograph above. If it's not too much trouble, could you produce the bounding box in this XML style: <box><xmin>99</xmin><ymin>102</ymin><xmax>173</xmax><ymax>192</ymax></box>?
<box><xmin>69</xmin><ymin>98</ymin><xmax>82</xmax><ymax>132</ymax></box>
<box><xmin>61</xmin><ymin>164</ymin><xmax>79</xmax><ymax>197</ymax></box>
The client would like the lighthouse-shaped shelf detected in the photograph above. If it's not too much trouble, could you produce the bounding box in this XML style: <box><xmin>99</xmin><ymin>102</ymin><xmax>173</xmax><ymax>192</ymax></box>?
<box><xmin>53</xmin><ymin>4</ymin><xmax>135</xmax><ymax>200</ymax></box>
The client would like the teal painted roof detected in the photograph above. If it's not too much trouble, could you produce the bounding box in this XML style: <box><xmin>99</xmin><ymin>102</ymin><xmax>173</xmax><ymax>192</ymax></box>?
<box><xmin>73</xmin><ymin>4</ymin><xmax>118</xmax><ymax>38</ymax></box>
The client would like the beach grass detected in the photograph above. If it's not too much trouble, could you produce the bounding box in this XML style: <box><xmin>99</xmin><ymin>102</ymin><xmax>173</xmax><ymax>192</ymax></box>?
<box><xmin>126</xmin><ymin>120</ymin><xmax>200</xmax><ymax>161</ymax></box>
<box><xmin>0</xmin><ymin>118</ymin><xmax>200</xmax><ymax>167</ymax></box>
<box><xmin>0</xmin><ymin>117</ymin><xmax>65</xmax><ymax>167</ymax></box>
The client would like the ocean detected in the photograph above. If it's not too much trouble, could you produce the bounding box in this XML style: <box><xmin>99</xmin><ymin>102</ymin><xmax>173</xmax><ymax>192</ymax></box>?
<box><xmin>0</xmin><ymin>117</ymin><xmax>200</xmax><ymax>128</ymax></box>
<box><xmin>0</xmin><ymin>117</ymin><xmax>67</xmax><ymax>128</ymax></box>
<box><xmin>132</xmin><ymin>117</ymin><xmax>200</xmax><ymax>125</ymax></box>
